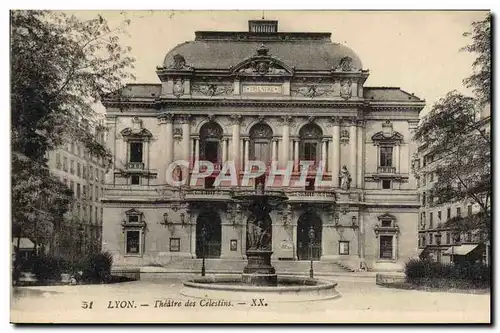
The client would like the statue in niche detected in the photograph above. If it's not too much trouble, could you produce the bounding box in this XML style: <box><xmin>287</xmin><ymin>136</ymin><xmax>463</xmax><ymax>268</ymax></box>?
<box><xmin>340</xmin><ymin>165</ymin><xmax>352</xmax><ymax>190</ymax></box>
<box><xmin>173</xmin><ymin>79</ymin><xmax>184</xmax><ymax>97</ymax></box>
<box><xmin>172</xmin><ymin>165</ymin><xmax>183</xmax><ymax>183</ymax></box>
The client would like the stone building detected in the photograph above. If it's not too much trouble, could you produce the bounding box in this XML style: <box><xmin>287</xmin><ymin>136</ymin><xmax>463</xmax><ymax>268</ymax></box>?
<box><xmin>416</xmin><ymin>105</ymin><xmax>491</xmax><ymax>265</ymax></box>
<box><xmin>46</xmin><ymin>120</ymin><xmax>107</xmax><ymax>256</ymax></box>
<box><xmin>101</xmin><ymin>20</ymin><xmax>425</xmax><ymax>271</ymax></box>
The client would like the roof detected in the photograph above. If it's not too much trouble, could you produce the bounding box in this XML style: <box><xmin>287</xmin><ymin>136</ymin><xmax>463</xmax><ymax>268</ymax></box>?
<box><xmin>443</xmin><ymin>244</ymin><xmax>479</xmax><ymax>256</ymax></box>
<box><xmin>12</xmin><ymin>237</ymin><xmax>34</xmax><ymax>249</ymax></box>
<box><xmin>364</xmin><ymin>87</ymin><xmax>422</xmax><ymax>101</ymax></box>
<box><xmin>116</xmin><ymin>84</ymin><xmax>162</xmax><ymax>98</ymax></box>
<box><xmin>163</xmin><ymin>40</ymin><xmax>363</xmax><ymax>71</ymax></box>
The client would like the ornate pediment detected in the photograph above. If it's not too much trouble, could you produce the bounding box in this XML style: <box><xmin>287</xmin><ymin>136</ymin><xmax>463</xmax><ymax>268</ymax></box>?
<box><xmin>371</xmin><ymin>131</ymin><xmax>403</xmax><ymax>144</ymax></box>
<box><xmin>231</xmin><ymin>44</ymin><xmax>294</xmax><ymax>77</ymax></box>
<box><xmin>377</xmin><ymin>213</ymin><xmax>397</xmax><ymax>223</ymax></box>
<box><xmin>121</xmin><ymin>127</ymin><xmax>152</xmax><ymax>140</ymax></box>
<box><xmin>125</xmin><ymin>208</ymin><xmax>143</xmax><ymax>216</ymax></box>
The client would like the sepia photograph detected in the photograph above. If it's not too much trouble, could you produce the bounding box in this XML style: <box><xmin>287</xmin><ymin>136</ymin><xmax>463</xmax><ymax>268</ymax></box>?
<box><xmin>9</xmin><ymin>9</ymin><xmax>491</xmax><ymax>324</ymax></box>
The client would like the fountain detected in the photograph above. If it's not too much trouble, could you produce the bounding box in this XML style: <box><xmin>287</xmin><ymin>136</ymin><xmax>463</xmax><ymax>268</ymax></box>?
<box><xmin>181</xmin><ymin>184</ymin><xmax>340</xmax><ymax>302</ymax></box>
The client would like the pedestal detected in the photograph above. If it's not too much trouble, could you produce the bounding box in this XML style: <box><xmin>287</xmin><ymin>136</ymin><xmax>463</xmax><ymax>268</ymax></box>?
<box><xmin>242</xmin><ymin>250</ymin><xmax>277</xmax><ymax>286</ymax></box>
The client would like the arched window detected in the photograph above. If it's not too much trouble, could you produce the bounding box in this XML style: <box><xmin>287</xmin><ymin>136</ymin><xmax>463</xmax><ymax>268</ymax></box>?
<box><xmin>299</xmin><ymin>123</ymin><xmax>323</xmax><ymax>167</ymax></box>
<box><xmin>200</xmin><ymin>122</ymin><xmax>223</xmax><ymax>165</ymax></box>
<box><xmin>249</xmin><ymin>123</ymin><xmax>273</xmax><ymax>166</ymax></box>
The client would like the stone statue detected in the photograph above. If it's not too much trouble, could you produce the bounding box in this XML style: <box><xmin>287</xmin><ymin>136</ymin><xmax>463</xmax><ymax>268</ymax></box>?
<box><xmin>247</xmin><ymin>215</ymin><xmax>271</xmax><ymax>251</ymax></box>
<box><xmin>340</xmin><ymin>165</ymin><xmax>352</xmax><ymax>190</ymax></box>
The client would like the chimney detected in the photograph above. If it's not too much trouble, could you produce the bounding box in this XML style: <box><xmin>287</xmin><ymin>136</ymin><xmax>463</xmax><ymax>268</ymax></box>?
<box><xmin>248</xmin><ymin>20</ymin><xmax>278</xmax><ymax>33</ymax></box>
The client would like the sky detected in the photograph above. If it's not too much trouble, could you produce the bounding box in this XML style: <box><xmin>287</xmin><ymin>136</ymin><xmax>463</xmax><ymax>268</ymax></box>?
<box><xmin>71</xmin><ymin>10</ymin><xmax>488</xmax><ymax>116</ymax></box>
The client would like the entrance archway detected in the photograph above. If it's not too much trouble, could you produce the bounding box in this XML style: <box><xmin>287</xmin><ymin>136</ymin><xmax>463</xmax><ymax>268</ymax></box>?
<box><xmin>297</xmin><ymin>210</ymin><xmax>322</xmax><ymax>260</ymax></box>
<box><xmin>196</xmin><ymin>211</ymin><xmax>221</xmax><ymax>258</ymax></box>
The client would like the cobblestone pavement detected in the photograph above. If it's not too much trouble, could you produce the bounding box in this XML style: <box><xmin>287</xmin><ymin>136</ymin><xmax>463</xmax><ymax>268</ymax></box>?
<box><xmin>10</xmin><ymin>276</ymin><xmax>490</xmax><ymax>323</ymax></box>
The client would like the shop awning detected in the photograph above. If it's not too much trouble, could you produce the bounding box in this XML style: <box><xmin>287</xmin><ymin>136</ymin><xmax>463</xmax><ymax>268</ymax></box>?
<box><xmin>443</xmin><ymin>244</ymin><xmax>478</xmax><ymax>256</ymax></box>
<box><xmin>12</xmin><ymin>238</ymin><xmax>34</xmax><ymax>250</ymax></box>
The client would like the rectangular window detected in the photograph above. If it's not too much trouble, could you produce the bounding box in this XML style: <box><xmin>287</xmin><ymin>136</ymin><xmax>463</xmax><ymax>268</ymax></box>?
<box><xmin>131</xmin><ymin>175</ymin><xmax>140</xmax><ymax>185</ymax></box>
<box><xmin>76</xmin><ymin>203</ymin><xmax>81</xmax><ymax>216</ymax></box>
<box><xmin>430</xmin><ymin>172</ymin><xmax>434</xmax><ymax>182</ymax></box>
<box><xmin>83</xmin><ymin>203</ymin><xmax>87</xmax><ymax>220</ymax></box>
<box><xmin>429</xmin><ymin>213</ymin><xmax>433</xmax><ymax>229</ymax></box>
<box><xmin>429</xmin><ymin>233</ymin><xmax>433</xmax><ymax>245</ymax></box>
<box><xmin>468</xmin><ymin>205</ymin><xmax>473</xmax><ymax>216</ymax></box>
<box><xmin>446</xmin><ymin>232</ymin><xmax>451</xmax><ymax>244</ymax></box>
<box><xmin>95</xmin><ymin>186</ymin><xmax>99</xmax><ymax>200</ymax></box>
<box><xmin>379</xmin><ymin>236</ymin><xmax>393</xmax><ymax>259</ymax></box>
<box><xmin>130</xmin><ymin>142</ymin><xmax>143</xmax><ymax>163</ymax></box>
<box><xmin>90</xmin><ymin>185</ymin><xmax>94</xmax><ymax>201</ymax></box>
<box><xmin>94</xmin><ymin>207</ymin><xmax>98</xmax><ymax>224</ymax></box>
<box><xmin>70</xmin><ymin>160</ymin><xmax>75</xmax><ymax>175</ymax></box>
<box><xmin>169</xmin><ymin>238</ymin><xmax>180</xmax><ymax>252</ymax></box>
<box><xmin>422</xmin><ymin>236</ymin><xmax>426</xmax><ymax>246</ymax></box>
<box><xmin>90</xmin><ymin>166</ymin><xmax>94</xmax><ymax>181</ymax></box>
<box><xmin>339</xmin><ymin>241</ymin><xmax>350</xmax><ymax>255</ymax></box>
<box><xmin>422</xmin><ymin>192</ymin><xmax>426</xmax><ymax>206</ymax></box>
<box><xmin>457</xmin><ymin>207</ymin><xmax>461</xmax><ymax>218</ymax></box>
<box><xmin>381</xmin><ymin>219</ymin><xmax>392</xmax><ymax>228</ymax></box>
<box><xmin>77</xmin><ymin>145</ymin><xmax>80</xmax><ymax>157</ymax></box>
<box><xmin>83</xmin><ymin>166</ymin><xmax>87</xmax><ymax>179</ymax></box>
<box><xmin>447</xmin><ymin>208</ymin><xmax>451</xmax><ymax>220</ymax></box>
<box><xmin>128</xmin><ymin>215</ymin><xmax>139</xmax><ymax>223</ymax></box>
<box><xmin>382</xmin><ymin>179</ymin><xmax>391</xmax><ymax>189</ymax></box>
<box><xmin>126</xmin><ymin>231</ymin><xmax>140</xmax><ymax>254</ymax></box>
<box><xmin>421</xmin><ymin>212</ymin><xmax>426</xmax><ymax>226</ymax></box>
<box><xmin>437</xmin><ymin>211</ymin><xmax>442</xmax><ymax>222</ymax></box>
<box><xmin>77</xmin><ymin>163</ymin><xmax>81</xmax><ymax>177</ymax></box>
<box><xmin>83</xmin><ymin>185</ymin><xmax>87</xmax><ymax>199</ymax></box>
<box><xmin>63</xmin><ymin>157</ymin><xmax>68</xmax><ymax>172</ymax></box>
<box><xmin>56</xmin><ymin>153</ymin><xmax>61</xmax><ymax>169</ymax></box>
<box><xmin>70</xmin><ymin>142</ymin><xmax>75</xmax><ymax>154</ymax></box>
<box><xmin>76</xmin><ymin>184</ymin><xmax>81</xmax><ymax>199</ymax></box>
<box><xmin>305</xmin><ymin>178</ymin><xmax>315</xmax><ymax>191</ymax></box>
<box><xmin>380</xmin><ymin>146</ymin><xmax>393</xmax><ymax>167</ymax></box>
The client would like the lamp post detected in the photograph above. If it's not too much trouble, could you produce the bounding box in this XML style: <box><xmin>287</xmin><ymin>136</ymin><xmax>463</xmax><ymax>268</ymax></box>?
<box><xmin>201</xmin><ymin>224</ymin><xmax>207</xmax><ymax>277</ymax></box>
<box><xmin>308</xmin><ymin>226</ymin><xmax>315</xmax><ymax>278</ymax></box>
<box><xmin>435</xmin><ymin>231</ymin><xmax>442</xmax><ymax>263</ymax></box>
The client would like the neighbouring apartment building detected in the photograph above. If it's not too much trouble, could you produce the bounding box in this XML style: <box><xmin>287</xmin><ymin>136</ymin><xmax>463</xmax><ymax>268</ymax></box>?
<box><xmin>101</xmin><ymin>20</ymin><xmax>425</xmax><ymax>271</ymax></box>
<box><xmin>46</xmin><ymin>119</ymin><xmax>107</xmax><ymax>256</ymax></box>
<box><xmin>417</xmin><ymin>104</ymin><xmax>491</xmax><ymax>265</ymax></box>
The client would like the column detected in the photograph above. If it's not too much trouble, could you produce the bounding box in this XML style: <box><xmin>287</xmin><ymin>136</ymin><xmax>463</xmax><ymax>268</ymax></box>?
<box><xmin>349</xmin><ymin>118</ymin><xmax>358</xmax><ymax>188</ymax></box>
<box><xmin>357</xmin><ymin>120</ymin><xmax>364</xmax><ymax>188</ymax></box>
<box><xmin>165</xmin><ymin>114</ymin><xmax>174</xmax><ymax>167</ymax></box>
<box><xmin>180</xmin><ymin>115</ymin><xmax>191</xmax><ymax>162</ymax></box>
<box><xmin>105</xmin><ymin>117</ymin><xmax>116</xmax><ymax>184</ymax></box>
<box><xmin>394</xmin><ymin>143</ymin><xmax>400</xmax><ymax>173</ymax></box>
<box><xmin>180</xmin><ymin>115</ymin><xmax>191</xmax><ymax>182</ymax></box>
<box><xmin>292</xmin><ymin>222</ymin><xmax>298</xmax><ymax>260</ymax></box>
<box><xmin>244</xmin><ymin>139</ymin><xmax>250</xmax><ymax>170</ymax></box>
<box><xmin>190</xmin><ymin>217</ymin><xmax>197</xmax><ymax>259</ymax></box>
<box><xmin>271</xmin><ymin>139</ymin><xmax>277</xmax><ymax>164</ymax></box>
<box><xmin>280</xmin><ymin>115</ymin><xmax>291</xmax><ymax>168</ymax></box>
<box><xmin>194</xmin><ymin>137</ymin><xmax>200</xmax><ymax>163</ymax></box>
<box><xmin>321</xmin><ymin>139</ymin><xmax>328</xmax><ymax>170</ymax></box>
<box><xmin>293</xmin><ymin>139</ymin><xmax>299</xmax><ymax>172</ymax></box>
<box><xmin>230</xmin><ymin>114</ymin><xmax>242</xmax><ymax>171</ymax></box>
<box><xmin>330</xmin><ymin>117</ymin><xmax>340</xmax><ymax>187</ymax></box>
<box><xmin>222</xmin><ymin>138</ymin><xmax>228</xmax><ymax>163</ymax></box>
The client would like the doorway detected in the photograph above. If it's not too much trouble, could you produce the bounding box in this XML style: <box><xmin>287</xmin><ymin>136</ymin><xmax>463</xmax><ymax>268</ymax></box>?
<box><xmin>297</xmin><ymin>210</ymin><xmax>322</xmax><ymax>260</ymax></box>
<box><xmin>195</xmin><ymin>211</ymin><xmax>222</xmax><ymax>258</ymax></box>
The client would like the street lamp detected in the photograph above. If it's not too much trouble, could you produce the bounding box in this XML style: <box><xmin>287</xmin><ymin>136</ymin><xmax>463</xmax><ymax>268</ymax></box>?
<box><xmin>201</xmin><ymin>224</ymin><xmax>207</xmax><ymax>277</ymax></box>
<box><xmin>435</xmin><ymin>231</ymin><xmax>442</xmax><ymax>263</ymax></box>
<box><xmin>308</xmin><ymin>226</ymin><xmax>315</xmax><ymax>278</ymax></box>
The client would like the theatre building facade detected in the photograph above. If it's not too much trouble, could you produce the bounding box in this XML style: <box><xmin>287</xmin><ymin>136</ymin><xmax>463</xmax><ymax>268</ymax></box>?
<box><xmin>101</xmin><ymin>20</ymin><xmax>425</xmax><ymax>271</ymax></box>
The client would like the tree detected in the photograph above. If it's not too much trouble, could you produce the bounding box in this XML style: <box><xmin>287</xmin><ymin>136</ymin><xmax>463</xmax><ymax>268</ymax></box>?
<box><xmin>414</xmin><ymin>13</ymin><xmax>491</xmax><ymax>240</ymax></box>
<box><xmin>461</xmin><ymin>13</ymin><xmax>491</xmax><ymax>107</ymax></box>
<box><xmin>11</xmin><ymin>10</ymin><xmax>135</xmax><ymax>276</ymax></box>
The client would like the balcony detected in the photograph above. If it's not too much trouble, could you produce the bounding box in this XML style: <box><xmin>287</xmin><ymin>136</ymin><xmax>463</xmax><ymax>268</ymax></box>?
<box><xmin>184</xmin><ymin>188</ymin><xmax>233</xmax><ymax>201</ymax></box>
<box><xmin>286</xmin><ymin>189</ymin><xmax>336</xmax><ymax>202</ymax></box>
<box><xmin>127</xmin><ymin>162</ymin><xmax>144</xmax><ymax>170</ymax></box>
<box><xmin>377</xmin><ymin>166</ymin><xmax>396</xmax><ymax>174</ymax></box>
